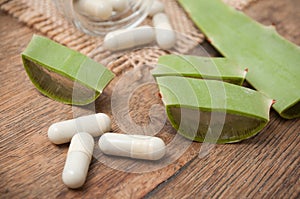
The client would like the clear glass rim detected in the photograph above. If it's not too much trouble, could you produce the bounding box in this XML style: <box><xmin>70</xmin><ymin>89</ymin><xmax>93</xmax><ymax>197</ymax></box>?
<box><xmin>53</xmin><ymin>0</ymin><xmax>153</xmax><ymax>36</ymax></box>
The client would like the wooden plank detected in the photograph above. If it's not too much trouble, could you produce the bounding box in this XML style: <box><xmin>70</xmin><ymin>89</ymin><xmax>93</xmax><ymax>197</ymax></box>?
<box><xmin>0</xmin><ymin>11</ymin><xmax>201</xmax><ymax>198</ymax></box>
<box><xmin>0</xmin><ymin>0</ymin><xmax>299</xmax><ymax>198</ymax></box>
<box><xmin>147</xmin><ymin>112</ymin><xmax>300</xmax><ymax>198</ymax></box>
<box><xmin>147</xmin><ymin>0</ymin><xmax>300</xmax><ymax>198</ymax></box>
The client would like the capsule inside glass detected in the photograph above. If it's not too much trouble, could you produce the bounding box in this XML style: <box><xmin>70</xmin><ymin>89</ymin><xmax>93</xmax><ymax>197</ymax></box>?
<box><xmin>52</xmin><ymin>0</ymin><xmax>153</xmax><ymax>36</ymax></box>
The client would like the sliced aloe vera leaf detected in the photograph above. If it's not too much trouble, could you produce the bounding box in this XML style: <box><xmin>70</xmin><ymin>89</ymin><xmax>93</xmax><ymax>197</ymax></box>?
<box><xmin>178</xmin><ymin>0</ymin><xmax>300</xmax><ymax>119</ymax></box>
<box><xmin>152</xmin><ymin>55</ymin><xmax>247</xmax><ymax>85</ymax></box>
<box><xmin>22</xmin><ymin>35</ymin><xmax>114</xmax><ymax>105</ymax></box>
<box><xmin>156</xmin><ymin>76</ymin><xmax>273</xmax><ymax>143</ymax></box>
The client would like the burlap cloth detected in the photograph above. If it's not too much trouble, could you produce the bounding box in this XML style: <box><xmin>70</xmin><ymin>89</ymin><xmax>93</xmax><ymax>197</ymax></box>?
<box><xmin>0</xmin><ymin>0</ymin><xmax>257</xmax><ymax>75</ymax></box>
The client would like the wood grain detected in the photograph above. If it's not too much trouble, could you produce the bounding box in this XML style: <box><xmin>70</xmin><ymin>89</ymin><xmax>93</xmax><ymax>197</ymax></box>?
<box><xmin>0</xmin><ymin>0</ymin><xmax>299</xmax><ymax>198</ymax></box>
<box><xmin>146</xmin><ymin>0</ymin><xmax>300</xmax><ymax>198</ymax></box>
<box><xmin>0</xmin><ymin>11</ymin><xmax>201</xmax><ymax>199</ymax></box>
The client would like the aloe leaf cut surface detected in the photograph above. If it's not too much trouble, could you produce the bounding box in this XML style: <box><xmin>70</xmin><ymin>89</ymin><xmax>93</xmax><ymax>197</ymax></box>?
<box><xmin>179</xmin><ymin>0</ymin><xmax>300</xmax><ymax>119</ymax></box>
<box><xmin>156</xmin><ymin>76</ymin><xmax>273</xmax><ymax>143</ymax></box>
<box><xmin>22</xmin><ymin>35</ymin><xmax>114</xmax><ymax>105</ymax></box>
<box><xmin>153</xmin><ymin>55</ymin><xmax>246</xmax><ymax>85</ymax></box>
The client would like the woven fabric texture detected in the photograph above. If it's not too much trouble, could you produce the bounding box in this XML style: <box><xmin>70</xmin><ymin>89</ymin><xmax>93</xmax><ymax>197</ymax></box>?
<box><xmin>0</xmin><ymin>0</ymin><xmax>257</xmax><ymax>74</ymax></box>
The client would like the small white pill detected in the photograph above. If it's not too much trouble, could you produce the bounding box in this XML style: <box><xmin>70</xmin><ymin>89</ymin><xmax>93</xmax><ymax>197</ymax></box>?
<box><xmin>62</xmin><ymin>133</ymin><xmax>94</xmax><ymax>189</ymax></box>
<box><xmin>99</xmin><ymin>133</ymin><xmax>166</xmax><ymax>160</ymax></box>
<box><xmin>148</xmin><ymin>0</ymin><xmax>165</xmax><ymax>17</ymax></box>
<box><xmin>48</xmin><ymin>113</ymin><xmax>111</xmax><ymax>144</ymax></box>
<box><xmin>111</xmin><ymin>0</ymin><xmax>128</xmax><ymax>12</ymax></box>
<box><xmin>153</xmin><ymin>13</ymin><xmax>176</xmax><ymax>50</ymax></box>
<box><xmin>103</xmin><ymin>25</ymin><xmax>155</xmax><ymax>51</ymax></box>
<box><xmin>74</xmin><ymin>0</ymin><xmax>113</xmax><ymax>20</ymax></box>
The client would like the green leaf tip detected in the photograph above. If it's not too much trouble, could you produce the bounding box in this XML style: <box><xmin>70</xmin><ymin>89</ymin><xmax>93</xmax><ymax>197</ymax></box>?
<box><xmin>21</xmin><ymin>35</ymin><xmax>114</xmax><ymax>105</ymax></box>
<box><xmin>156</xmin><ymin>76</ymin><xmax>273</xmax><ymax>143</ymax></box>
<box><xmin>152</xmin><ymin>55</ymin><xmax>247</xmax><ymax>85</ymax></box>
<box><xmin>178</xmin><ymin>0</ymin><xmax>300</xmax><ymax>119</ymax></box>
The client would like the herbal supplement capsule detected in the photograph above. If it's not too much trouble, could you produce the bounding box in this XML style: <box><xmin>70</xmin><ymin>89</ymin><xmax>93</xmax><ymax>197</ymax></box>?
<box><xmin>103</xmin><ymin>25</ymin><xmax>155</xmax><ymax>51</ymax></box>
<box><xmin>99</xmin><ymin>133</ymin><xmax>166</xmax><ymax>160</ymax></box>
<box><xmin>153</xmin><ymin>13</ymin><xmax>176</xmax><ymax>50</ymax></box>
<box><xmin>131</xmin><ymin>0</ymin><xmax>142</xmax><ymax>10</ymax></box>
<box><xmin>148</xmin><ymin>0</ymin><xmax>165</xmax><ymax>17</ymax></box>
<box><xmin>74</xmin><ymin>0</ymin><xmax>113</xmax><ymax>20</ymax></box>
<box><xmin>111</xmin><ymin>0</ymin><xmax>128</xmax><ymax>12</ymax></box>
<box><xmin>62</xmin><ymin>133</ymin><xmax>94</xmax><ymax>189</ymax></box>
<box><xmin>48</xmin><ymin>113</ymin><xmax>111</xmax><ymax>144</ymax></box>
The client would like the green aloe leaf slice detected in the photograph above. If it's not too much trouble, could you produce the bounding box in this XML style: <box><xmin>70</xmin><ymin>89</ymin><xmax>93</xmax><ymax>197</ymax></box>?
<box><xmin>22</xmin><ymin>35</ymin><xmax>114</xmax><ymax>105</ymax></box>
<box><xmin>178</xmin><ymin>0</ymin><xmax>300</xmax><ymax>119</ymax></box>
<box><xmin>152</xmin><ymin>55</ymin><xmax>247</xmax><ymax>85</ymax></box>
<box><xmin>156</xmin><ymin>76</ymin><xmax>273</xmax><ymax>143</ymax></box>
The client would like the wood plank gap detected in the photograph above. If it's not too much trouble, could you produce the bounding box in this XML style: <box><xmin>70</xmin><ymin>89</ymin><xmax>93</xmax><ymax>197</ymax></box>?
<box><xmin>143</xmin><ymin>155</ymin><xmax>199</xmax><ymax>199</ymax></box>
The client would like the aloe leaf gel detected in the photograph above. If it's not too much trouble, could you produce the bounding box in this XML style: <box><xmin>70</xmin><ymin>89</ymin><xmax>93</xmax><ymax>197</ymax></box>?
<box><xmin>22</xmin><ymin>35</ymin><xmax>114</xmax><ymax>105</ymax></box>
<box><xmin>156</xmin><ymin>76</ymin><xmax>273</xmax><ymax>143</ymax></box>
<box><xmin>179</xmin><ymin>0</ymin><xmax>300</xmax><ymax>119</ymax></box>
<box><xmin>153</xmin><ymin>55</ymin><xmax>247</xmax><ymax>85</ymax></box>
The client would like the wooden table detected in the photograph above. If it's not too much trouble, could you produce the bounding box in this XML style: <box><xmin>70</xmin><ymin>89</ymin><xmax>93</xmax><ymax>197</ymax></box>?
<box><xmin>1</xmin><ymin>0</ymin><xmax>299</xmax><ymax>198</ymax></box>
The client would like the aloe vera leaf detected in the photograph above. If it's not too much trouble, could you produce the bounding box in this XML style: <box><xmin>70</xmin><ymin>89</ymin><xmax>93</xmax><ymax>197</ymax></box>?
<box><xmin>22</xmin><ymin>35</ymin><xmax>114</xmax><ymax>105</ymax></box>
<box><xmin>152</xmin><ymin>55</ymin><xmax>247</xmax><ymax>85</ymax></box>
<box><xmin>156</xmin><ymin>76</ymin><xmax>273</xmax><ymax>143</ymax></box>
<box><xmin>178</xmin><ymin>0</ymin><xmax>300</xmax><ymax>119</ymax></box>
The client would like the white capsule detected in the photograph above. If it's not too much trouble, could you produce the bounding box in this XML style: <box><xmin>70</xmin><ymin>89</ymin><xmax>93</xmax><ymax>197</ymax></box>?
<box><xmin>48</xmin><ymin>113</ymin><xmax>111</xmax><ymax>144</ymax></box>
<box><xmin>111</xmin><ymin>0</ymin><xmax>128</xmax><ymax>12</ymax></box>
<box><xmin>131</xmin><ymin>0</ymin><xmax>142</xmax><ymax>11</ymax></box>
<box><xmin>99</xmin><ymin>133</ymin><xmax>166</xmax><ymax>160</ymax></box>
<box><xmin>103</xmin><ymin>25</ymin><xmax>155</xmax><ymax>51</ymax></box>
<box><xmin>74</xmin><ymin>0</ymin><xmax>113</xmax><ymax>20</ymax></box>
<box><xmin>153</xmin><ymin>13</ymin><xmax>176</xmax><ymax>50</ymax></box>
<box><xmin>148</xmin><ymin>0</ymin><xmax>165</xmax><ymax>17</ymax></box>
<box><xmin>62</xmin><ymin>133</ymin><xmax>94</xmax><ymax>189</ymax></box>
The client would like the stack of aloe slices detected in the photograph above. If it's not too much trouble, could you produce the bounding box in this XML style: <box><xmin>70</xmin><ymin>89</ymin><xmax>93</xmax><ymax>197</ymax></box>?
<box><xmin>152</xmin><ymin>55</ymin><xmax>273</xmax><ymax>143</ymax></box>
<box><xmin>178</xmin><ymin>0</ymin><xmax>300</xmax><ymax>119</ymax></box>
<box><xmin>22</xmin><ymin>35</ymin><xmax>114</xmax><ymax>105</ymax></box>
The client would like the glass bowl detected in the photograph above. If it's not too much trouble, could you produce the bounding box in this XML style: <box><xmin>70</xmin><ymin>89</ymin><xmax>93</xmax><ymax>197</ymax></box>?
<box><xmin>52</xmin><ymin>0</ymin><xmax>153</xmax><ymax>36</ymax></box>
